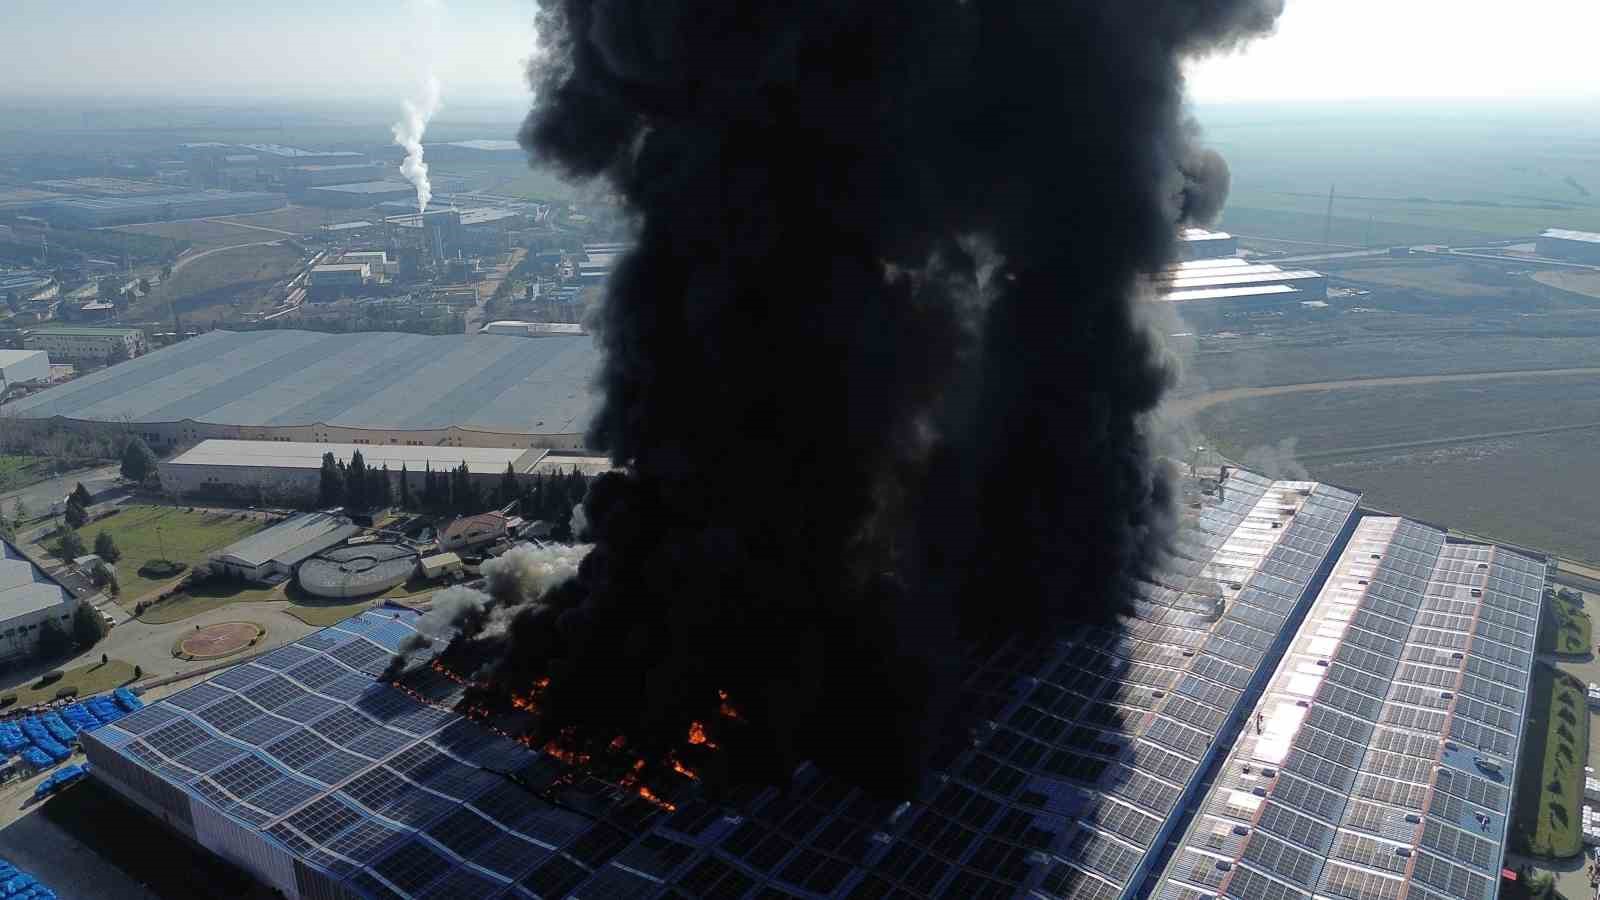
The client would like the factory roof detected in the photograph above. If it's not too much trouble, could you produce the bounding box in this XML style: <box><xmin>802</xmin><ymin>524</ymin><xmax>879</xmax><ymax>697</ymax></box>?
<box><xmin>286</xmin><ymin>163</ymin><xmax>378</xmax><ymax>173</ymax></box>
<box><xmin>238</xmin><ymin>144</ymin><xmax>365</xmax><ymax>160</ymax></box>
<box><xmin>24</xmin><ymin>324</ymin><xmax>144</xmax><ymax>337</ymax></box>
<box><xmin>213</xmin><ymin>511</ymin><xmax>360</xmax><ymax>569</ymax></box>
<box><xmin>385</xmin><ymin>207</ymin><xmax>521</xmax><ymax>227</ymax></box>
<box><xmin>0</xmin><ymin>349</ymin><xmax>47</xmax><ymax>367</ymax></box>
<box><xmin>307</xmin><ymin>182</ymin><xmax>414</xmax><ymax>195</ymax></box>
<box><xmin>1541</xmin><ymin>228</ymin><xmax>1600</xmax><ymax>244</ymax></box>
<box><xmin>2</xmin><ymin>329</ymin><xmax>599</xmax><ymax>436</ymax></box>
<box><xmin>1155</xmin><ymin>516</ymin><xmax>1545</xmax><ymax>900</ymax></box>
<box><xmin>85</xmin><ymin>471</ymin><xmax>1370</xmax><ymax>900</ymax></box>
<box><xmin>166</xmin><ymin>440</ymin><xmax>543</xmax><ymax>477</ymax></box>
<box><xmin>39</xmin><ymin>190</ymin><xmax>283</xmax><ymax>212</ymax></box>
<box><xmin>1163</xmin><ymin>269</ymin><xmax>1325</xmax><ymax>291</ymax></box>
<box><xmin>321</xmin><ymin>221</ymin><xmax>375</xmax><ymax>232</ymax></box>
<box><xmin>0</xmin><ymin>539</ymin><xmax>73</xmax><ymax>623</ymax></box>
<box><xmin>446</xmin><ymin>140</ymin><xmax>521</xmax><ymax>151</ymax></box>
<box><xmin>0</xmin><ymin>273</ymin><xmax>53</xmax><ymax>292</ymax></box>
<box><xmin>1158</xmin><ymin>284</ymin><xmax>1301</xmax><ymax>303</ymax></box>
<box><xmin>1181</xmin><ymin>227</ymin><xmax>1235</xmax><ymax>242</ymax></box>
<box><xmin>311</xmin><ymin>264</ymin><xmax>370</xmax><ymax>274</ymax></box>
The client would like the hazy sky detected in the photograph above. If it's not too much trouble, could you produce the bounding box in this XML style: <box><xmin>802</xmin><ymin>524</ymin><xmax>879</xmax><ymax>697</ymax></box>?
<box><xmin>4</xmin><ymin>0</ymin><xmax>1598</xmax><ymax>103</ymax></box>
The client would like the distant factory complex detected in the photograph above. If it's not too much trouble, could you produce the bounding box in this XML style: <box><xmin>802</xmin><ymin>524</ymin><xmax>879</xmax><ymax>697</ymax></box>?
<box><xmin>1156</xmin><ymin>228</ymin><xmax>1330</xmax><ymax>329</ymax></box>
<box><xmin>2</xmin><ymin>329</ymin><xmax>598</xmax><ymax>449</ymax></box>
<box><xmin>1537</xmin><ymin>228</ymin><xmax>1600</xmax><ymax>264</ymax></box>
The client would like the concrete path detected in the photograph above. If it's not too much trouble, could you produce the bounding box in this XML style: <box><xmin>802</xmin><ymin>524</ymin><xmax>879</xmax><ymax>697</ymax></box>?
<box><xmin>0</xmin><ymin>466</ymin><xmax>120</xmax><ymax>523</ymax></box>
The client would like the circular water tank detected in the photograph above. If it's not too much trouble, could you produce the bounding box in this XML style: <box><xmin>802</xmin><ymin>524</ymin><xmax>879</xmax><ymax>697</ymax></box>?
<box><xmin>298</xmin><ymin>542</ymin><xmax>417</xmax><ymax>599</ymax></box>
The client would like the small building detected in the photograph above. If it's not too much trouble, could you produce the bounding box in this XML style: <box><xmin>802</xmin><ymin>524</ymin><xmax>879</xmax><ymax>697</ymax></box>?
<box><xmin>21</xmin><ymin>325</ymin><xmax>146</xmax><ymax>364</ymax></box>
<box><xmin>0</xmin><ymin>272</ymin><xmax>58</xmax><ymax>305</ymax></box>
<box><xmin>0</xmin><ymin>538</ymin><xmax>83</xmax><ymax>662</ymax></box>
<box><xmin>0</xmin><ymin>349</ymin><xmax>49</xmax><ymax>394</ymax></box>
<box><xmin>306</xmin><ymin>263</ymin><xmax>370</xmax><ymax>300</ymax></box>
<box><xmin>209</xmin><ymin>512</ymin><xmax>361</xmax><ymax>583</ymax></box>
<box><xmin>439</xmin><ymin>512</ymin><xmax>508</xmax><ymax>553</ymax></box>
<box><xmin>419</xmin><ymin>551</ymin><xmax>463</xmax><ymax>580</ymax></box>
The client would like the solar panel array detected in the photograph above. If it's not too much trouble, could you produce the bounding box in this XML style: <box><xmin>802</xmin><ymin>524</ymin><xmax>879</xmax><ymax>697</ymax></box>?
<box><xmin>1154</xmin><ymin>516</ymin><xmax>1546</xmax><ymax>900</ymax></box>
<box><xmin>82</xmin><ymin>469</ymin><xmax>1362</xmax><ymax>900</ymax></box>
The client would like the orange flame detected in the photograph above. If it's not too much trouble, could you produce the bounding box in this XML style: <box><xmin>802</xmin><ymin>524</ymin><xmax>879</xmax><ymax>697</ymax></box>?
<box><xmin>671</xmin><ymin>757</ymin><xmax>700</xmax><ymax>780</ymax></box>
<box><xmin>688</xmin><ymin>721</ymin><xmax>708</xmax><ymax>745</ymax></box>
<box><xmin>636</xmin><ymin>784</ymin><xmax>675</xmax><ymax>811</ymax></box>
<box><xmin>610</xmin><ymin>735</ymin><xmax>628</xmax><ymax>752</ymax></box>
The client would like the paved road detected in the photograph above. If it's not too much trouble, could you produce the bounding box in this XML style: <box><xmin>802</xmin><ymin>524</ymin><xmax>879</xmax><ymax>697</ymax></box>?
<box><xmin>0</xmin><ymin>466</ymin><xmax>121</xmax><ymax>523</ymax></box>
<box><xmin>59</xmin><ymin>598</ymin><xmax>317</xmax><ymax>685</ymax></box>
<box><xmin>1167</xmin><ymin>366</ymin><xmax>1600</xmax><ymax>417</ymax></box>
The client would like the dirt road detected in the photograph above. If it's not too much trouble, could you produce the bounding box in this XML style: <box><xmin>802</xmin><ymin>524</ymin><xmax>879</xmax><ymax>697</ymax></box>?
<box><xmin>1168</xmin><ymin>366</ymin><xmax>1600</xmax><ymax>417</ymax></box>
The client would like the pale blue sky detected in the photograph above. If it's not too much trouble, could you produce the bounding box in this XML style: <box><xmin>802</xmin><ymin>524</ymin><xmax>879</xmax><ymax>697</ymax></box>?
<box><xmin>4</xmin><ymin>0</ymin><xmax>1597</xmax><ymax>103</ymax></box>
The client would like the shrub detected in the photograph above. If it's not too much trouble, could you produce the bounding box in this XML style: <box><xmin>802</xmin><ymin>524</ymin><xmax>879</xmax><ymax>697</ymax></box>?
<box><xmin>0</xmin><ymin>695</ymin><xmax>15</xmax><ymax>708</ymax></box>
<box><xmin>33</xmin><ymin>671</ymin><xmax>62</xmax><ymax>687</ymax></box>
<box><xmin>53</xmin><ymin>687</ymin><xmax>77</xmax><ymax>700</ymax></box>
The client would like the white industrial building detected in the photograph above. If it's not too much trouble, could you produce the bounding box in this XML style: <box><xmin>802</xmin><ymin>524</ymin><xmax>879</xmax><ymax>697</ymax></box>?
<box><xmin>209</xmin><ymin>512</ymin><xmax>361</xmax><ymax>583</ymax></box>
<box><xmin>21</xmin><ymin>325</ymin><xmax>147</xmax><ymax>364</ymax></box>
<box><xmin>159</xmin><ymin>440</ymin><xmax>558</xmax><ymax>505</ymax></box>
<box><xmin>0</xmin><ymin>350</ymin><xmax>49</xmax><ymax>394</ymax></box>
<box><xmin>1179</xmin><ymin>227</ymin><xmax>1239</xmax><ymax>260</ymax></box>
<box><xmin>0</xmin><ymin>539</ymin><xmax>83</xmax><ymax>662</ymax></box>
<box><xmin>479</xmin><ymin>320</ymin><xmax>585</xmax><ymax>338</ymax></box>
<box><xmin>1155</xmin><ymin>257</ymin><xmax>1329</xmax><ymax>329</ymax></box>
<box><xmin>1537</xmin><ymin>228</ymin><xmax>1600</xmax><ymax>264</ymax></box>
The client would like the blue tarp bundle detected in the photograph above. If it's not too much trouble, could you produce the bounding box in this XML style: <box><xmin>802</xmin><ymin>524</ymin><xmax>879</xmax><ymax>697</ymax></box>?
<box><xmin>17</xmin><ymin>719</ymin><xmax>45</xmax><ymax>746</ymax></box>
<box><xmin>39</xmin><ymin>715</ymin><xmax>72</xmax><ymax>744</ymax></box>
<box><xmin>85</xmin><ymin>697</ymin><xmax>123</xmax><ymax>724</ymax></box>
<box><xmin>0</xmin><ymin>724</ymin><xmax>24</xmax><ymax>755</ymax></box>
<box><xmin>59</xmin><ymin>705</ymin><xmax>98</xmax><ymax>733</ymax></box>
<box><xmin>18</xmin><ymin>749</ymin><xmax>49</xmax><ymax>769</ymax></box>
<box><xmin>112</xmin><ymin>688</ymin><xmax>142</xmax><ymax>712</ymax></box>
<box><xmin>32</xmin><ymin>764</ymin><xmax>86</xmax><ymax>799</ymax></box>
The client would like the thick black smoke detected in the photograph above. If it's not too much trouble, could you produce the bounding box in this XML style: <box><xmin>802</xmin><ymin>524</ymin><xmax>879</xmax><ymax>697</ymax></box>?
<box><xmin>1180</xmin><ymin>147</ymin><xmax>1234</xmax><ymax>227</ymax></box>
<box><xmin>481</xmin><ymin>0</ymin><xmax>1282</xmax><ymax>795</ymax></box>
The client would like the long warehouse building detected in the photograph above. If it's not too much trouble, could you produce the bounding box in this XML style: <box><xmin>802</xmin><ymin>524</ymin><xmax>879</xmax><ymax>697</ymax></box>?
<box><xmin>1</xmin><ymin>329</ymin><xmax>599</xmax><ymax>450</ymax></box>
<box><xmin>79</xmin><ymin>468</ymin><xmax>1397</xmax><ymax>899</ymax></box>
<box><xmin>1155</xmin><ymin>516</ymin><xmax>1544</xmax><ymax>900</ymax></box>
<box><xmin>158</xmin><ymin>439</ymin><xmax>603</xmax><ymax>504</ymax></box>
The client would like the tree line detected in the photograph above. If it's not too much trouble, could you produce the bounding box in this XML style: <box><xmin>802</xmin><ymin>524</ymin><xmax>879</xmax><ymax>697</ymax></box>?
<box><xmin>316</xmin><ymin>450</ymin><xmax>590</xmax><ymax>535</ymax></box>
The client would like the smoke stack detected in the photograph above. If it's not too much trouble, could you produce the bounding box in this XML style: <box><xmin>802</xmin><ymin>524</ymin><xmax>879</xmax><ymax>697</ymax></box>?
<box><xmin>489</xmin><ymin>0</ymin><xmax>1283</xmax><ymax>795</ymax></box>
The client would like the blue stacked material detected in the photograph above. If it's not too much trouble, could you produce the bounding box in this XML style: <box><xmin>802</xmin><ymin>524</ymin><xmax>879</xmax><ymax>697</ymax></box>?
<box><xmin>17</xmin><ymin>719</ymin><xmax>46</xmax><ymax>746</ymax></box>
<box><xmin>84</xmin><ymin>698</ymin><xmax>122</xmax><ymax>724</ymax></box>
<box><xmin>111</xmin><ymin>688</ymin><xmax>141</xmax><ymax>712</ymax></box>
<box><xmin>59</xmin><ymin>705</ymin><xmax>98</xmax><ymax>733</ymax></box>
<box><xmin>19</xmin><ymin>749</ymin><xmax>49</xmax><ymax>769</ymax></box>
<box><xmin>33</xmin><ymin>739</ymin><xmax>67</xmax><ymax>764</ymax></box>
<box><xmin>0</xmin><ymin>724</ymin><xmax>24</xmax><ymax>755</ymax></box>
<box><xmin>39</xmin><ymin>715</ymin><xmax>73</xmax><ymax>743</ymax></box>
<box><xmin>0</xmin><ymin>862</ymin><xmax>55</xmax><ymax>900</ymax></box>
<box><xmin>32</xmin><ymin>764</ymin><xmax>86</xmax><ymax>799</ymax></box>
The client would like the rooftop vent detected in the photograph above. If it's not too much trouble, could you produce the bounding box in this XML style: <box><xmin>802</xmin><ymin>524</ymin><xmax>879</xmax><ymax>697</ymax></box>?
<box><xmin>1233</xmin><ymin>825</ymin><xmax>1250</xmax><ymax>836</ymax></box>
<box><xmin>1216</xmin><ymin>861</ymin><xmax>1233</xmax><ymax>872</ymax></box>
<box><xmin>1451</xmin><ymin>652</ymin><xmax>1465</xmax><ymax>660</ymax></box>
<box><xmin>1405</xmin><ymin>814</ymin><xmax>1422</xmax><ymax>824</ymax></box>
<box><xmin>1370</xmin><ymin>554</ymin><xmax>1381</xmax><ymax>560</ymax></box>
<box><xmin>1252</xmin><ymin>786</ymin><xmax>1267</xmax><ymax>797</ymax></box>
<box><xmin>1395</xmin><ymin>848</ymin><xmax>1413</xmax><ymax>858</ymax></box>
<box><xmin>1440</xmin><ymin>691</ymin><xmax>1455</xmax><ymax>700</ymax></box>
<box><xmin>1262</xmin><ymin>767</ymin><xmax>1277</xmax><ymax>778</ymax></box>
<box><xmin>1470</xmin><ymin>589</ymin><xmax>1483</xmax><ymax>597</ymax></box>
<box><xmin>1316</xmin><ymin>660</ymin><xmax>1329</xmax><ymax>667</ymax></box>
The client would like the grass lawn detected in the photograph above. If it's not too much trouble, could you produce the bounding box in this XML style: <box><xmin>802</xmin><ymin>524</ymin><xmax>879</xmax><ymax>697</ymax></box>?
<box><xmin>41</xmin><ymin>778</ymin><xmax>270</xmax><ymax>899</ymax></box>
<box><xmin>1510</xmin><ymin>662</ymin><xmax>1587</xmax><ymax>859</ymax></box>
<box><xmin>0</xmin><ymin>455</ymin><xmax>51</xmax><ymax>493</ymax></box>
<box><xmin>4</xmin><ymin>659</ymin><xmax>135</xmax><ymax>707</ymax></box>
<box><xmin>84</xmin><ymin>506</ymin><xmax>267</xmax><ymax>605</ymax></box>
<box><xmin>380</xmin><ymin>575</ymin><xmax>440</xmax><ymax>603</ymax></box>
<box><xmin>1540</xmin><ymin>590</ymin><xmax>1593</xmax><ymax>657</ymax></box>
<box><xmin>137</xmin><ymin>581</ymin><xmax>283</xmax><ymax>625</ymax></box>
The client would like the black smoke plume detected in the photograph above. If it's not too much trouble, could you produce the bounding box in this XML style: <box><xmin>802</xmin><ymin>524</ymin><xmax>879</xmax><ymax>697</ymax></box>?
<box><xmin>471</xmin><ymin>0</ymin><xmax>1282</xmax><ymax>796</ymax></box>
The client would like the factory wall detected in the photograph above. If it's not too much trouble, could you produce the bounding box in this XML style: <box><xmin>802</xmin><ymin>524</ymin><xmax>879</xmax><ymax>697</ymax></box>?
<box><xmin>0</xmin><ymin>599</ymin><xmax>82</xmax><ymax>663</ymax></box>
<box><xmin>1537</xmin><ymin>235</ymin><xmax>1600</xmax><ymax>264</ymax></box>
<box><xmin>159</xmin><ymin>460</ymin><xmax>539</xmax><ymax>504</ymax></box>
<box><xmin>10</xmin><ymin>416</ymin><xmax>585</xmax><ymax>453</ymax></box>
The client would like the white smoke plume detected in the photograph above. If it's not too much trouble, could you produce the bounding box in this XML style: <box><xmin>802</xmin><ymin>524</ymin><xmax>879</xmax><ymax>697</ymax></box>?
<box><xmin>392</xmin><ymin>74</ymin><xmax>442</xmax><ymax>214</ymax></box>
<box><xmin>413</xmin><ymin>584</ymin><xmax>489</xmax><ymax>641</ymax></box>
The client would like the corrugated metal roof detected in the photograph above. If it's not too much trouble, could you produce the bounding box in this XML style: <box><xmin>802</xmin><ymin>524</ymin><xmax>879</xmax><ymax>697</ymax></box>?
<box><xmin>3</xmin><ymin>329</ymin><xmax>600</xmax><ymax>436</ymax></box>
<box><xmin>1541</xmin><ymin>228</ymin><xmax>1600</xmax><ymax>244</ymax></box>
<box><xmin>165</xmin><ymin>440</ymin><xmax>539</xmax><ymax>476</ymax></box>
<box><xmin>0</xmin><ymin>539</ymin><xmax>72</xmax><ymax>622</ymax></box>
<box><xmin>214</xmin><ymin>511</ymin><xmax>360</xmax><ymax>568</ymax></box>
<box><xmin>1158</xmin><ymin>285</ymin><xmax>1300</xmax><ymax>303</ymax></box>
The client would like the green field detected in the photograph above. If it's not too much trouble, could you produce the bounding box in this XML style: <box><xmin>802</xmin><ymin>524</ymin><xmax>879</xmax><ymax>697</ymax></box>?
<box><xmin>1541</xmin><ymin>591</ymin><xmax>1593</xmax><ymax>657</ymax></box>
<box><xmin>83</xmin><ymin>506</ymin><xmax>267</xmax><ymax>605</ymax></box>
<box><xmin>1510</xmin><ymin>663</ymin><xmax>1587</xmax><ymax>859</ymax></box>
<box><xmin>137</xmin><ymin>581</ymin><xmax>283</xmax><ymax>625</ymax></box>
<box><xmin>112</xmin><ymin>218</ymin><xmax>268</xmax><ymax>249</ymax></box>
<box><xmin>5</xmin><ymin>659</ymin><xmax>135</xmax><ymax>707</ymax></box>
<box><xmin>131</xmin><ymin>242</ymin><xmax>304</xmax><ymax>323</ymax></box>
<box><xmin>0</xmin><ymin>455</ymin><xmax>51</xmax><ymax>493</ymax></box>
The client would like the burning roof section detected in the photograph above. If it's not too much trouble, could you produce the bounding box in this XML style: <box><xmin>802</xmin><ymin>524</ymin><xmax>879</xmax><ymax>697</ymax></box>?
<box><xmin>1154</xmin><ymin>517</ymin><xmax>1546</xmax><ymax>900</ymax></box>
<box><xmin>79</xmin><ymin>469</ymin><xmax>1367</xmax><ymax>900</ymax></box>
